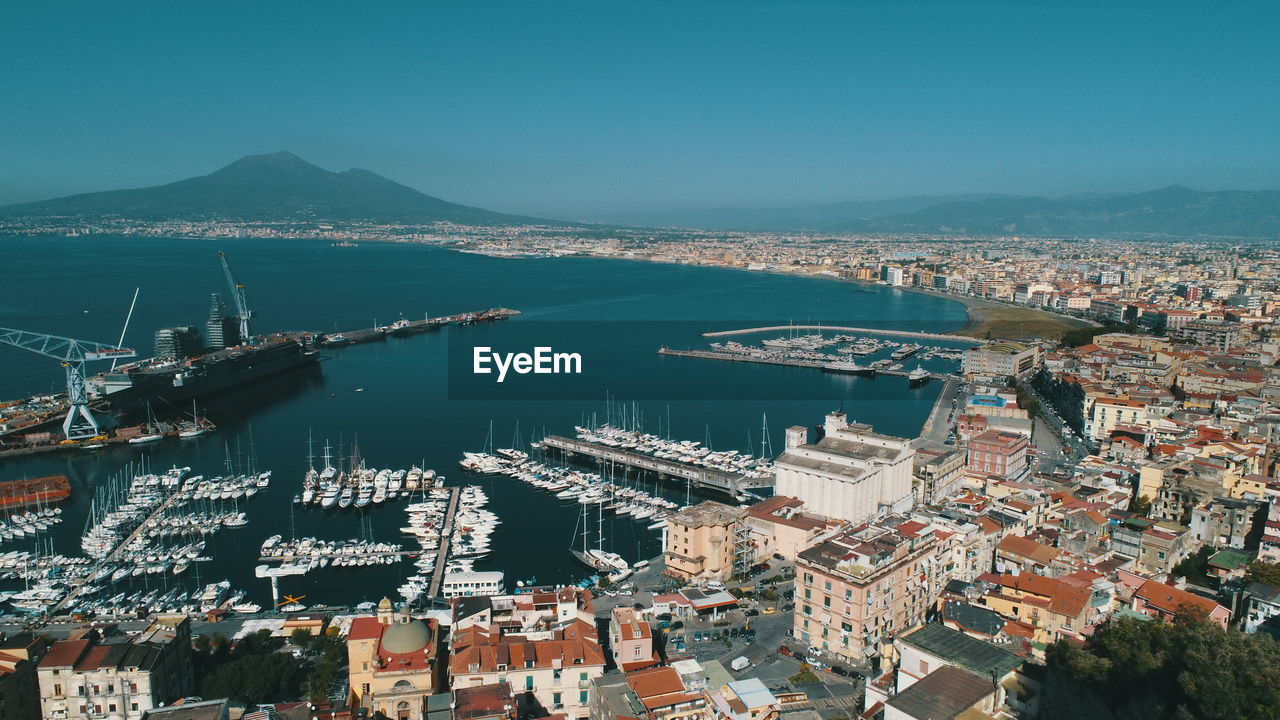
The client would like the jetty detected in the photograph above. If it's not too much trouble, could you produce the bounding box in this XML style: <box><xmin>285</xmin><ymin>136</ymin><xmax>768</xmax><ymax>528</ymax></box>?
<box><xmin>540</xmin><ymin>435</ymin><xmax>773</xmax><ymax>496</ymax></box>
<box><xmin>426</xmin><ymin>486</ymin><xmax>462</xmax><ymax>599</ymax></box>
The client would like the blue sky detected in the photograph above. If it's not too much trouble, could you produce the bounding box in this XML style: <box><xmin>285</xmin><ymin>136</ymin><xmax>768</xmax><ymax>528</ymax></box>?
<box><xmin>1</xmin><ymin>1</ymin><xmax>1277</xmax><ymax>218</ymax></box>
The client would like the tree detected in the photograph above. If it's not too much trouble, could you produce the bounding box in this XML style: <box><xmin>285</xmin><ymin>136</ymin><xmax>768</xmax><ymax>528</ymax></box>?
<box><xmin>1039</xmin><ymin>616</ymin><xmax>1280</xmax><ymax>720</ymax></box>
<box><xmin>1172</xmin><ymin>546</ymin><xmax>1215</xmax><ymax>588</ymax></box>
<box><xmin>1130</xmin><ymin>494</ymin><xmax>1152</xmax><ymax>517</ymax></box>
<box><xmin>199</xmin><ymin>652</ymin><xmax>302</xmax><ymax>705</ymax></box>
<box><xmin>289</xmin><ymin>627</ymin><xmax>313</xmax><ymax>649</ymax></box>
<box><xmin>1245</xmin><ymin>561</ymin><xmax>1280</xmax><ymax>587</ymax></box>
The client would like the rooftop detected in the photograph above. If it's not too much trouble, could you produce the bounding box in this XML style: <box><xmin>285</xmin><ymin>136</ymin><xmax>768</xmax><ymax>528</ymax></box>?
<box><xmin>886</xmin><ymin>665</ymin><xmax>994</xmax><ymax>720</ymax></box>
<box><xmin>899</xmin><ymin>623</ymin><xmax>1022</xmax><ymax>678</ymax></box>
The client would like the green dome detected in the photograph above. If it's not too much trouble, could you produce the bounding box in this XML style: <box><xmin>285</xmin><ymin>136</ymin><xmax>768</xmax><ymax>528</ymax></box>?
<box><xmin>382</xmin><ymin>619</ymin><xmax>431</xmax><ymax>655</ymax></box>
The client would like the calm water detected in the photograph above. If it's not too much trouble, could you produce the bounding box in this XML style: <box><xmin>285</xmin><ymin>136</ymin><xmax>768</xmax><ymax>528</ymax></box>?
<box><xmin>0</xmin><ymin>235</ymin><xmax>967</xmax><ymax>607</ymax></box>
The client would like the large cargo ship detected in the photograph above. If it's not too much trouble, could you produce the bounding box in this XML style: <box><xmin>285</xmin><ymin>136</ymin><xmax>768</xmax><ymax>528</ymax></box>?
<box><xmin>88</xmin><ymin>334</ymin><xmax>320</xmax><ymax>414</ymax></box>
<box><xmin>0</xmin><ymin>475</ymin><xmax>70</xmax><ymax>510</ymax></box>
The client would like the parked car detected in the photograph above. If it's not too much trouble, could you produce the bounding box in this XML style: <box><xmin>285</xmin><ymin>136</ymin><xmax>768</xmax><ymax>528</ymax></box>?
<box><xmin>670</xmin><ymin>621</ymin><xmax>684</xmax><ymax>630</ymax></box>
<box><xmin>831</xmin><ymin>665</ymin><xmax>850</xmax><ymax>677</ymax></box>
<box><xmin>745</xmin><ymin>609</ymin><xmax>760</xmax><ymax>617</ymax></box>
<box><xmin>772</xmin><ymin>553</ymin><xmax>785</xmax><ymax>561</ymax></box>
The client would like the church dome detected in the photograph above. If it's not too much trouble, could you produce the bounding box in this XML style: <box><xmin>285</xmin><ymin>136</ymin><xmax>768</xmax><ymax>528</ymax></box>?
<box><xmin>382</xmin><ymin>618</ymin><xmax>431</xmax><ymax>655</ymax></box>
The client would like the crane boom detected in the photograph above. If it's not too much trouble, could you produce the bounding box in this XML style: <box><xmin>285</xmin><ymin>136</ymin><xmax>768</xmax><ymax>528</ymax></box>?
<box><xmin>218</xmin><ymin>251</ymin><xmax>254</xmax><ymax>343</ymax></box>
<box><xmin>0</xmin><ymin>327</ymin><xmax>138</xmax><ymax>439</ymax></box>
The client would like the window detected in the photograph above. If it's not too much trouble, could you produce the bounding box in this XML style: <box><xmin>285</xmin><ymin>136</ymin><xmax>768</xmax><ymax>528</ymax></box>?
<box><xmin>109</xmin><ymin>704</ymin><xmax>117</xmax><ymax>713</ymax></box>
<box><xmin>579</xmin><ymin>690</ymin><xmax>588</xmax><ymax>704</ymax></box>
<box><xmin>54</xmin><ymin>684</ymin><xmax>62</xmax><ymax>696</ymax></box>
<box><xmin>553</xmin><ymin>669</ymin><xmax>562</xmax><ymax>683</ymax></box>
<box><xmin>803</xmin><ymin>604</ymin><xmax>812</xmax><ymax>616</ymax></box>
<box><xmin>579</xmin><ymin>672</ymin><xmax>588</xmax><ymax>683</ymax></box>
<box><xmin>823</xmin><ymin>596</ymin><xmax>831</xmax><ymax>608</ymax></box>
<box><xmin>824</xmin><ymin>581</ymin><xmax>832</xmax><ymax>591</ymax></box>
<box><xmin>553</xmin><ymin>692</ymin><xmax>562</xmax><ymax>707</ymax></box>
<box><xmin>131</xmin><ymin>704</ymin><xmax>138</xmax><ymax>712</ymax></box>
<box><xmin>526</xmin><ymin>676</ymin><xmax>534</xmax><ymax>691</ymax></box>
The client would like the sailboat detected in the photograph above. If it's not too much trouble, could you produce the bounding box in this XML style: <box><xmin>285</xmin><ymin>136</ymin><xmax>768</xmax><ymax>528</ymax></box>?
<box><xmin>569</xmin><ymin>473</ymin><xmax>630</xmax><ymax>577</ymax></box>
<box><xmin>178</xmin><ymin>400</ymin><xmax>212</xmax><ymax>438</ymax></box>
<box><xmin>129</xmin><ymin>403</ymin><xmax>164</xmax><ymax>444</ymax></box>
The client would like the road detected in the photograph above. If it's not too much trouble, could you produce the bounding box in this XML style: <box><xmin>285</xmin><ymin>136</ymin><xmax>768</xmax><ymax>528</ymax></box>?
<box><xmin>913</xmin><ymin>376</ymin><xmax>964</xmax><ymax>448</ymax></box>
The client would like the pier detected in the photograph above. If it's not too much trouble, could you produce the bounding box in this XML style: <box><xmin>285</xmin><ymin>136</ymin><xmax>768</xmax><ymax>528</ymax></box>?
<box><xmin>540</xmin><ymin>435</ymin><xmax>773</xmax><ymax>496</ymax></box>
<box><xmin>657</xmin><ymin>347</ymin><xmax>954</xmax><ymax>381</ymax></box>
<box><xmin>317</xmin><ymin>307</ymin><xmax>520</xmax><ymax>348</ymax></box>
<box><xmin>701</xmin><ymin>324</ymin><xmax>979</xmax><ymax>343</ymax></box>
<box><xmin>425</xmin><ymin>486</ymin><xmax>461</xmax><ymax>600</ymax></box>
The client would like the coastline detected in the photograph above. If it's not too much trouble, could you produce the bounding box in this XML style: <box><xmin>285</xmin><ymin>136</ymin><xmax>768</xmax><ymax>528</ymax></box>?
<box><xmin>442</xmin><ymin>245</ymin><xmax>1094</xmax><ymax>341</ymax></box>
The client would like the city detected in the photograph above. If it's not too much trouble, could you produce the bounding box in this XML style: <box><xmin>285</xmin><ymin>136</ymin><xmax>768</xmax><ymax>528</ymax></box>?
<box><xmin>2</xmin><ymin>3</ymin><xmax>1279</xmax><ymax>720</ymax></box>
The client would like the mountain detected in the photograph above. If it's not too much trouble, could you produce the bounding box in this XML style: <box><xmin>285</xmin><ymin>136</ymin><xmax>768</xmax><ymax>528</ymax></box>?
<box><xmin>583</xmin><ymin>186</ymin><xmax>1280</xmax><ymax>238</ymax></box>
<box><xmin>871</xmin><ymin>186</ymin><xmax>1280</xmax><ymax>238</ymax></box>
<box><xmin>578</xmin><ymin>194</ymin><xmax>1018</xmax><ymax>231</ymax></box>
<box><xmin>0</xmin><ymin>152</ymin><xmax>551</xmax><ymax>225</ymax></box>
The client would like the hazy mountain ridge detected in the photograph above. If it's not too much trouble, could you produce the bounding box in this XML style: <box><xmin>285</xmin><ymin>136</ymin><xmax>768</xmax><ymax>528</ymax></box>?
<box><xmin>0</xmin><ymin>152</ymin><xmax>550</xmax><ymax>226</ymax></box>
<box><xmin>590</xmin><ymin>186</ymin><xmax>1280</xmax><ymax>238</ymax></box>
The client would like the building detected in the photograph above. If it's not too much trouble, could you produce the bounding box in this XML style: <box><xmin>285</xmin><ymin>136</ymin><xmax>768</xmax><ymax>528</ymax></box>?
<box><xmin>864</xmin><ymin>623</ymin><xmax>1026</xmax><ymax>717</ymax></box>
<box><xmin>793</xmin><ymin>518</ymin><xmax>940</xmax><ymax>662</ymax></box>
<box><xmin>37</xmin><ymin>618</ymin><xmax>193</xmax><ymax>720</ymax></box>
<box><xmin>774</xmin><ymin>413</ymin><xmax>914</xmax><ymax>525</ymax></box>
<box><xmin>153</xmin><ymin>327</ymin><xmax>204</xmax><ymax>360</ymax></box>
<box><xmin>966</xmin><ymin>430</ymin><xmax>1029</xmax><ymax>481</ymax></box>
<box><xmin>975</xmin><ymin>573</ymin><xmax>1094</xmax><ymax>644</ymax></box>
<box><xmin>0</xmin><ymin>633</ymin><xmax>47</xmax><ymax>720</ymax></box>
<box><xmin>449</xmin><ymin>588</ymin><xmax>605</xmax><ymax>720</ymax></box>
<box><xmin>912</xmin><ymin>448</ymin><xmax>966</xmax><ymax>505</ymax></box>
<box><xmin>1131</xmin><ymin>579</ymin><xmax>1230</xmax><ymax>628</ymax></box>
<box><xmin>449</xmin><ymin>683</ymin><xmax>518</xmax><ymax>720</ymax></box>
<box><xmin>743</xmin><ymin>496</ymin><xmax>833</xmax><ymax>561</ymax></box>
<box><xmin>664</xmin><ymin>501</ymin><xmax>749</xmax><ymax>583</ymax></box>
<box><xmin>1179</xmin><ymin>320</ymin><xmax>1242</xmax><ymax>351</ymax></box>
<box><xmin>705</xmin><ymin>678</ymin><xmax>781</xmax><ymax>720</ymax></box>
<box><xmin>205</xmin><ymin>294</ymin><xmax>240</xmax><ymax>350</ymax></box>
<box><xmin>881</xmin><ymin>666</ymin><xmax>1002</xmax><ymax>720</ymax></box>
<box><xmin>881</xmin><ymin>265</ymin><xmax>905</xmax><ymax>286</ymax></box>
<box><xmin>346</xmin><ymin>599</ymin><xmax>443</xmax><ymax>720</ymax></box>
<box><xmin>441</xmin><ymin>571</ymin><xmax>506</xmax><ymax>599</ymax></box>
<box><xmin>589</xmin><ymin>666</ymin><xmax>711</xmax><ymax>720</ymax></box>
<box><xmin>962</xmin><ymin>342</ymin><xmax>1041</xmax><ymax>381</ymax></box>
<box><xmin>608</xmin><ymin>607</ymin><xmax>659</xmax><ymax>672</ymax></box>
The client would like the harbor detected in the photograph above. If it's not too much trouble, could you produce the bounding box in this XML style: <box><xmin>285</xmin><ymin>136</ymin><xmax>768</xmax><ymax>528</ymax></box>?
<box><xmin>315</xmin><ymin>307</ymin><xmax>520</xmax><ymax>348</ymax></box>
<box><xmin>0</xmin><ymin>239</ymin><xmax>957</xmax><ymax>614</ymax></box>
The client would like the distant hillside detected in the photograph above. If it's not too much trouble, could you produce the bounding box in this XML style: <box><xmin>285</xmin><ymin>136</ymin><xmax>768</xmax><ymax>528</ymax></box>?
<box><xmin>872</xmin><ymin>186</ymin><xmax>1280</xmax><ymax>238</ymax></box>
<box><xmin>0</xmin><ymin>152</ymin><xmax>552</xmax><ymax>226</ymax></box>
<box><xmin>579</xmin><ymin>194</ymin><xmax>1017</xmax><ymax>230</ymax></box>
<box><xmin>584</xmin><ymin>186</ymin><xmax>1280</xmax><ymax>238</ymax></box>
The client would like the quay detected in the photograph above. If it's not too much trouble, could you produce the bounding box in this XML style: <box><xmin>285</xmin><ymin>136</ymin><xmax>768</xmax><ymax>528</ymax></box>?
<box><xmin>701</xmin><ymin>324</ymin><xmax>979</xmax><ymax>343</ymax></box>
<box><xmin>539</xmin><ymin>435</ymin><xmax>773</xmax><ymax>496</ymax></box>
<box><xmin>657</xmin><ymin>347</ymin><xmax>954</xmax><ymax>381</ymax></box>
<box><xmin>317</xmin><ymin>307</ymin><xmax>520</xmax><ymax>348</ymax></box>
<box><xmin>425</xmin><ymin>486</ymin><xmax>461</xmax><ymax>600</ymax></box>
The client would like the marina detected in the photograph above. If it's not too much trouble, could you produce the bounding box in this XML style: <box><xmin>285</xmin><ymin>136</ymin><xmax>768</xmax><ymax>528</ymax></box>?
<box><xmin>658</xmin><ymin>347</ymin><xmax>952</xmax><ymax>382</ymax></box>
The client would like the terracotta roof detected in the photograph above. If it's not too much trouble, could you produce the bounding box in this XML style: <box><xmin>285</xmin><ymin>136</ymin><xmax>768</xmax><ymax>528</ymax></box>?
<box><xmin>346</xmin><ymin>616</ymin><xmax>383</xmax><ymax>641</ymax></box>
<box><xmin>1135</xmin><ymin>580</ymin><xmax>1226</xmax><ymax>617</ymax></box>
<box><xmin>626</xmin><ymin>666</ymin><xmax>685</xmax><ymax>700</ymax></box>
<box><xmin>38</xmin><ymin>639</ymin><xmax>89</xmax><ymax>668</ymax></box>
<box><xmin>997</xmin><ymin>535</ymin><xmax>1062</xmax><ymax>565</ymax></box>
<box><xmin>982</xmin><ymin>573</ymin><xmax>1090</xmax><ymax>617</ymax></box>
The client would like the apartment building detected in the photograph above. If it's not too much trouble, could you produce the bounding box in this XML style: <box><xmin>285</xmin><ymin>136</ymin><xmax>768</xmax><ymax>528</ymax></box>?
<box><xmin>966</xmin><ymin>430</ymin><xmax>1029</xmax><ymax>481</ymax></box>
<box><xmin>962</xmin><ymin>342</ymin><xmax>1041</xmax><ymax>381</ymax></box>
<box><xmin>37</xmin><ymin>618</ymin><xmax>193</xmax><ymax>720</ymax></box>
<box><xmin>793</xmin><ymin>518</ymin><xmax>940</xmax><ymax>663</ymax></box>
<box><xmin>664</xmin><ymin>501</ymin><xmax>750</xmax><ymax>583</ymax></box>
<box><xmin>449</xmin><ymin>588</ymin><xmax>606</xmax><ymax>720</ymax></box>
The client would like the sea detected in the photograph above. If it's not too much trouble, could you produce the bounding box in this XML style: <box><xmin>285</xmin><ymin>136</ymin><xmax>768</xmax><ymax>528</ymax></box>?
<box><xmin>0</xmin><ymin>234</ymin><xmax>969</xmax><ymax>608</ymax></box>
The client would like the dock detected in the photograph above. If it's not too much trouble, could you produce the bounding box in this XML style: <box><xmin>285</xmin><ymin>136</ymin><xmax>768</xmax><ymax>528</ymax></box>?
<box><xmin>702</xmin><ymin>324</ymin><xmax>979</xmax><ymax>342</ymax></box>
<box><xmin>425</xmin><ymin>486</ymin><xmax>462</xmax><ymax>600</ymax></box>
<box><xmin>540</xmin><ymin>435</ymin><xmax>773</xmax><ymax>496</ymax></box>
<box><xmin>657</xmin><ymin>347</ymin><xmax>953</xmax><ymax>381</ymax></box>
<box><xmin>49</xmin><ymin>484</ymin><xmax>189</xmax><ymax>615</ymax></box>
<box><xmin>317</xmin><ymin>307</ymin><xmax>520</xmax><ymax>348</ymax></box>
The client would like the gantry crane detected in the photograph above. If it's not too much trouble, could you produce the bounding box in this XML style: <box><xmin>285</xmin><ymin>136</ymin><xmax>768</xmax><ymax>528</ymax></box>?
<box><xmin>218</xmin><ymin>251</ymin><xmax>254</xmax><ymax>344</ymax></box>
<box><xmin>0</xmin><ymin>328</ymin><xmax>137</xmax><ymax>439</ymax></box>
